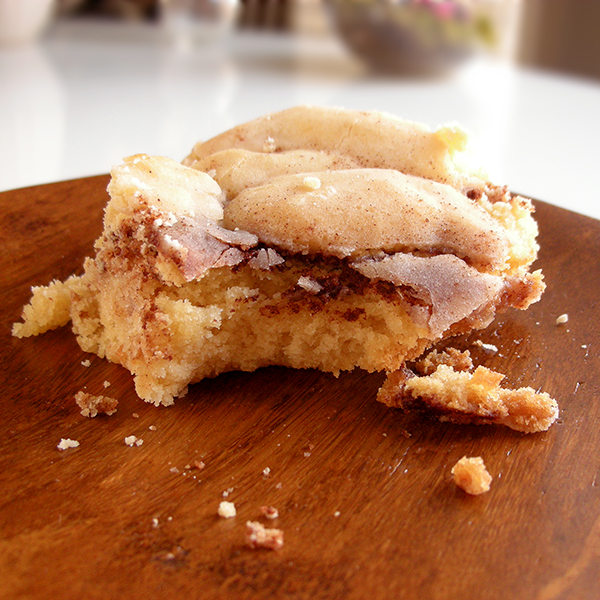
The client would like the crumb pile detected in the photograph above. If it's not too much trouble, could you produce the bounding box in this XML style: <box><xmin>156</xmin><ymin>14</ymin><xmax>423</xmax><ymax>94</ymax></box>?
<box><xmin>13</xmin><ymin>106</ymin><xmax>550</xmax><ymax>424</ymax></box>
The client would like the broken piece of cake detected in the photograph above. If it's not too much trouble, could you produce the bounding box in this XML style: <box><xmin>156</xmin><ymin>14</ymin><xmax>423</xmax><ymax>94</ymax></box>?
<box><xmin>377</xmin><ymin>348</ymin><xmax>558</xmax><ymax>433</ymax></box>
<box><xmin>13</xmin><ymin>105</ymin><xmax>550</xmax><ymax>420</ymax></box>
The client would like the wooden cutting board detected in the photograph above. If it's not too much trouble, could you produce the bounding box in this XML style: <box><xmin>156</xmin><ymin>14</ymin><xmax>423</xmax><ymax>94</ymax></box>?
<box><xmin>1</xmin><ymin>175</ymin><xmax>599</xmax><ymax>600</ymax></box>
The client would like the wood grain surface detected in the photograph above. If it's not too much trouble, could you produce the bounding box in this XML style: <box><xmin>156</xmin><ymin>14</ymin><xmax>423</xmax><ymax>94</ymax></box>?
<box><xmin>1</xmin><ymin>176</ymin><xmax>599</xmax><ymax>600</ymax></box>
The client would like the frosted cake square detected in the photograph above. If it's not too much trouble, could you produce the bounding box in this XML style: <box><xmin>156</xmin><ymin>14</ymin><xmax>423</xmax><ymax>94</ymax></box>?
<box><xmin>14</xmin><ymin>106</ymin><xmax>555</xmax><ymax>429</ymax></box>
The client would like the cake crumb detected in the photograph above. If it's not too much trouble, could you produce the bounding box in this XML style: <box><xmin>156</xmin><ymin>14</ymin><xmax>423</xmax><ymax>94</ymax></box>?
<box><xmin>556</xmin><ymin>313</ymin><xmax>569</xmax><ymax>325</ymax></box>
<box><xmin>124</xmin><ymin>435</ymin><xmax>139</xmax><ymax>447</ymax></box>
<box><xmin>81</xmin><ymin>359</ymin><xmax>91</xmax><ymax>367</ymax></box>
<box><xmin>260</xmin><ymin>505</ymin><xmax>279</xmax><ymax>520</ymax></box>
<box><xmin>57</xmin><ymin>438</ymin><xmax>79</xmax><ymax>450</ymax></box>
<box><xmin>246</xmin><ymin>521</ymin><xmax>284</xmax><ymax>550</ymax></box>
<box><xmin>262</xmin><ymin>467</ymin><xmax>271</xmax><ymax>477</ymax></box>
<box><xmin>170</xmin><ymin>466</ymin><xmax>180</xmax><ymax>474</ymax></box>
<box><xmin>333</xmin><ymin>510</ymin><xmax>341</xmax><ymax>517</ymax></box>
<box><xmin>194</xmin><ymin>460</ymin><xmax>205</xmax><ymax>470</ymax></box>
<box><xmin>74</xmin><ymin>391</ymin><xmax>118</xmax><ymax>418</ymax></box>
<box><xmin>451</xmin><ymin>456</ymin><xmax>492</xmax><ymax>495</ymax></box>
<box><xmin>103</xmin><ymin>380</ymin><xmax>111</xmax><ymax>388</ymax></box>
<box><xmin>132</xmin><ymin>413</ymin><xmax>139</xmax><ymax>418</ymax></box>
<box><xmin>149</xmin><ymin>425</ymin><xmax>157</xmax><ymax>431</ymax></box>
<box><xmin>218</xmin><ymin>501</ymin><xmax>236</xmax><ymax>518</ymax></box>
<box><xmin>135</xmin><ymin>438</ymin><xmax>144</xmax><ymax>446</ymax></box>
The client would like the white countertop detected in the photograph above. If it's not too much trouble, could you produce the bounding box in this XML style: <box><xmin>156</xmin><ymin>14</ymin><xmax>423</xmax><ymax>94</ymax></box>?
<box><xmin>1</xmin><ymin>18</ymin><xmax>599</xmax><ymax>220</ymax></box>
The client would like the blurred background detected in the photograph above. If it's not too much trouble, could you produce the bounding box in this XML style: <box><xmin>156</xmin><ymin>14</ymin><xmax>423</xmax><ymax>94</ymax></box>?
<box><xmin>44</xmin><ymin>0</ymin><xmax>599</xmax><ymax>80</ymax></box>
<box><xmin>1</xmin><ymin>0</ymin><xmax>599</xmax><ymax>218</ymax></box>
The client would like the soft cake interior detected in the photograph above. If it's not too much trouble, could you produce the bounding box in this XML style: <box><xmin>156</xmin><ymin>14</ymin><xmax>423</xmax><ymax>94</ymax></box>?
<box><xmin>70</xmin><ymin>251</ymin><xmax>438</xmax><ymax>406</ymax></box>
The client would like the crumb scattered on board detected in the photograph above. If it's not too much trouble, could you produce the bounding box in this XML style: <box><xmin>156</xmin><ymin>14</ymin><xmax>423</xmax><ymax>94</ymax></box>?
<box><xmin>246</xmin><ymin>521</ymin><xmax>284</xmax><ymax>550</ymax></box>
<box><xmin>218</xmin><ymin>501</ymin><xmax>236</xmax><ymax>518</ymax></box>
<box><xmin>556</xmin><ymin>313</ymin><xmax>569</xmax><ymax>325</ymax></box>
<box><xmin>57</xmin><ymin>438</ymin><xmax>79</xmax><ymax>450</ymax></box>
<box><xmin>451</xmin><ymin>456</ymin><xmax>492</xmax><ymax>495</ymax></box>
<box><xmin>124</xmin><ymin>435</ymin><xmax>143</xmax><ymax>447</ymax></box>
<box><xmin>260</xmin><ymin>506</ymin><xmax>279</xmax><ymax>519</ymax></box>
<box><xmin>75</xmin><ymin>391</ymin><xmax>118</xmax><ymax>418</ymax></box>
